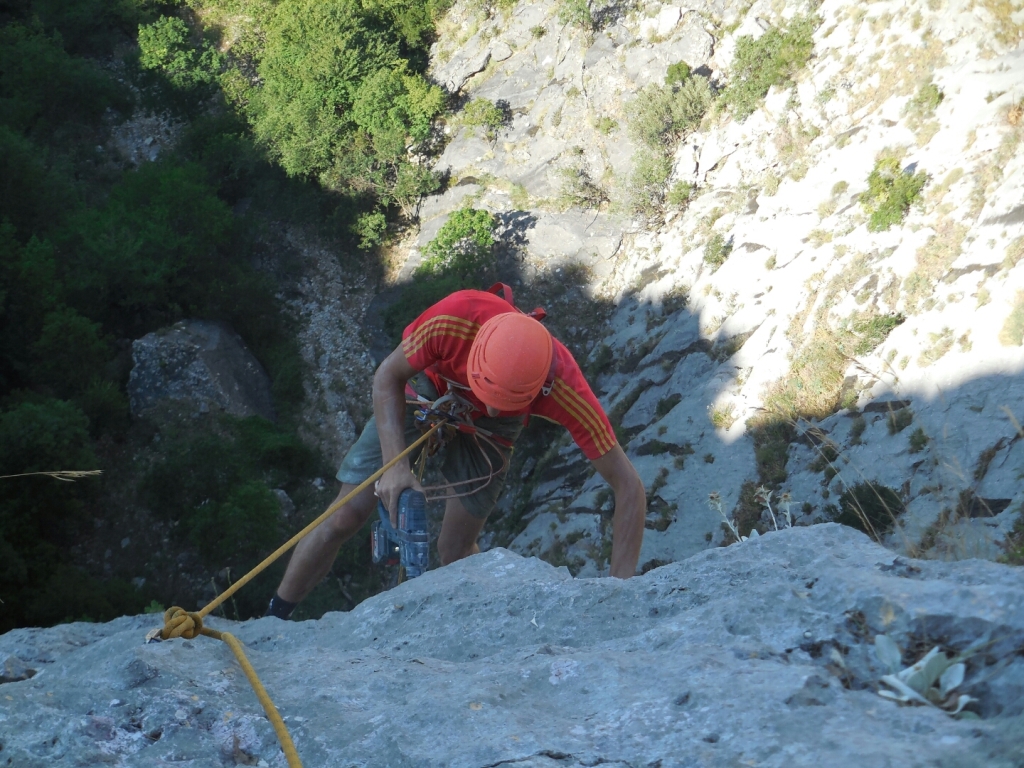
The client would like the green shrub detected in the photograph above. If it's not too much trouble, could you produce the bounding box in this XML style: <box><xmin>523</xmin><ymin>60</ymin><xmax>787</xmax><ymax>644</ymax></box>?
<box><xmin>628</xmin><ymin>76</ymin><xmax>713</xmax><ymax>150</ymax></box>
<box><xmin>905</xmin><ymin>81</ymin><xmax>943</xmax><ymax>119</ymax></box>
<box><xmin>557</xmin><ymin>163</ymin><xmax>607</xmax><ymax>210</ymax></box>
<box><xmin>887</xmin><ymin>407</ymin><xmax>913</xmax><ymax>434</ymax></box>
<box><xmin>29</xmin><ymin>307</ymin><xmax>110</xmax><ymax>396</ymax></box>
<box><xmin>352</xmin><ymin>67</ymin><xmax>444</xmax><ymax>144</ymax></box>
<box><xmin>417</xmin><ymin>208</ymin><xmax>496</xmax><ymax>279</ymax></box>
<box><xmin>666</xmin><ymin>181</ymin><xmax>693</xmax><ymax>207</ymax></box>
<box><xmin>861</xmin><ymin>157</ymin><xmax>928</xmax><ymax>231</ymax></box>
<box><xmin>138</xmin><ymin>16</ymin><xmax>223</xmax><ymax>93</ymax></box>
<box><xmin>703</xmin><ymin>233</ymin><xmax>732</xmax><ymax>269</ymax></box>
<box><xmin>595</xmin><ymin>116</ymin><xmax>618</xmax><ymax>134</ymax></box>
<box><xmin>656</xmin><ymin>393</ymin><xmax>682</xmax><ymax>418</ymax></box>
<box><xmin>0</xmin><ymin>398</ymin><xmax>99</xmax><ymax>632</ymax></box>
<box><xmin>141</xmin><ymin>417</ymin><xmax>315</xmax><ymax>566</ymax></box>
<box><xmin>725</xmin><ymin>15</ymin><xmax>819</xmax><ymax>120</ymax></box>
<box><xmin>557</xmin><ymin>0</ymin><xmax>592</xmax><ymax>29</ymax></box>
<box><xmin>908</xmin><ymin>427</ymin><xmax>928</xmax><ymax>453</ymax></box>
<box><xmin>461</xmin><ymin>98</ymin><xmax>505</xmax><ymax>139</ymax></box>
<box><xmin>665</xmin><ymin>60</ymin><xmax>691</xmax><ymax>86</ymax></box>
<box><xmin>626</xmin><ymin>149</ymin><xmax>672</xmax><ymax>218</ymax></box>
<box><xmin>353</xmin><ymin>210</ymin><xmax>388</xmax><ymax>249</ymax></box>
<box><xmin>246</xmin><ymin>0</ymin><xmax>403</xmax><ymax>177</ymax></box>
<box><xmin>76</xmin><ymin>379</ymin><xmax>130</xmax><ymax>438</ymax></box>
<box><xmin>837</xmin><ymin>482</ymin><xmax>904</xmax><ymax>538</ymax></box>
<box><xmin>0</xmin><ymin>22</ymin><xmax>125</xmax><ymax>136</ymax></box>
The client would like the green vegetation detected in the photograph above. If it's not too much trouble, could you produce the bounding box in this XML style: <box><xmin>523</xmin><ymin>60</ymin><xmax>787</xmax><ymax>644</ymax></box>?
<box><xmin>666</xmin><ymin>181</ymin><xmax>693</xmax><ymax>207</ymax></box>
<box><xmin>558</xmin><ymin>0</ymin><xmax>593</xmax><ymax>30</ymax></box>
<box><xmin>382</xmin><ymin>209</ymin><xmax>497</xmax><ymax>341</ymax></box>
<box><xmin>460</xmin><ymin>98</ymin><xmax>506</xmax><ymax>139</ymax></box>
<box><xmin>908</xmin><ymin>427</ymin><xmax>928</xmax><ymax>453</ymax></box>
<box><xmin>665</xmin><ymin>61</ymin><xmax>691</xmax><ymax>86</ymax></box>
<box><xmin>626</xmin><ymin>74</ymin><xmax>713</xmax><ymax>217</ymax></box>
<box><xmin>656</xmin><ymin>393</ymin><xmax>682</xmax><ymax>418</ymax></box>
<box><xmin>142</xmin><ymin>417</ymin><xmax>315</xmax><ymax>566</ymax></box>
<box><xmin>595</xmin><ymin>116</ymin><xmax>618</xmax><ymax>134</ymax></box>
<box><xmin>0</xmin><ymin>0</ymin><xmax>450</xmax><ymax>631</ymax></box>
<box><xmin>725</xmin><ymin>15</ymin><xmax>819</xmax><ymax>120</ymax></box>
<box><xmin>837</xmin><ymin>482</ymin><xmax>905</xmax><ymax>539</ymax></box>
<box><xmin>557</xmin><ymin>161</ymin><xmax>608</xmax><ymax>210</ymax></box>
<box><xmin>852</xmin><ymin>313</ymin><xmax>905</xmax><ymax>355</ymax></box>
<box><xmin>887</xmin><ymin>408</ymin><xmax>914</xmax><ymax>434</ymax></box>
<box><xmin>905</xmin><ymin>81</ymin><xmax>944</xmax><ymax>120</ymax></box>
<box><xmin>703</xmin><ymin>233</ymin><xmax>733</xmax><ymax>270</ymax></box>
<box><xmin>861</xmin><ymin>156</ymin><xmax>929</xmax><ymax>231</ymax></box>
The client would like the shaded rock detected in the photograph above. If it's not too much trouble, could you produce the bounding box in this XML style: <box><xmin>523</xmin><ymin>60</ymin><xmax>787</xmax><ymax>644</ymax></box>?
<box><xmin>1</xmin><ymin>655</ymin><xmax>36</xmax><ymax>684</ymax></box>
<box><xmin>127</xmin><ymin>320</ymin><xmax>275</xmax><ymax>421</ymax></box>
<box><xmin>0</xmin><ymin>527</ymin><xmax>1022</xmax><ymax>766</ymax></box>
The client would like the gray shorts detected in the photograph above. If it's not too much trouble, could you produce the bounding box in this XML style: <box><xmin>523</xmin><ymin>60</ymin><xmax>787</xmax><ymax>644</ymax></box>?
<box><xmin>336</xmin><ymin>378</ymin><xmax>523</xmax><ymax>519</ymax></box>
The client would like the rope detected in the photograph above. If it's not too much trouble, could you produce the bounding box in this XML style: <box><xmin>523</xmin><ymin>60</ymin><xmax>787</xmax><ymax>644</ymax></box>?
<box><xmin>153</xmin><ymin>421</ymin><xmax>444</xmax><ymax>768</ymax></box>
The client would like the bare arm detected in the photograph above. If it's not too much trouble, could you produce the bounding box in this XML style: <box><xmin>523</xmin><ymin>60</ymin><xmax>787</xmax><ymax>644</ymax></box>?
<box><xmin>372</xmin><ymin>345</ymin><xmax>422</xmax><ymax>523</ymax></box>
<box><xmin>590</xmin><ymin>445</ymin><xmax>646</xmax><ymax>578</ymax></box>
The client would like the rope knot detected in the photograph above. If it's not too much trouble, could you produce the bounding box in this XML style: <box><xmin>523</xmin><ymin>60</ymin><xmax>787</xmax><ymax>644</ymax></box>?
<box><xmin>162</xmin><ymin>606</ymin><xmax>204</xmax><ymax>640</ymax></box>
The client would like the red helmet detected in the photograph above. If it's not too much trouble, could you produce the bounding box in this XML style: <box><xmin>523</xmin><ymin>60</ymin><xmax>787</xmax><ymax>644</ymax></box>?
<box><xmin>468</xmin><ymin>312</ymin><xmax>553</xmax><ymax>412</ymax></box>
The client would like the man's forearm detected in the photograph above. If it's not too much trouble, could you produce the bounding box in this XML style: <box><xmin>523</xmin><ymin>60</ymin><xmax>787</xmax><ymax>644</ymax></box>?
<box><xmin>373</xmin><ymin>374</ymin><xmax>408</xmax><ymax>465</ymax></box>
<box><xmin>609</xmin><ymin>475</ymin><xmax>646</xmax><ymax>578</ymax></box>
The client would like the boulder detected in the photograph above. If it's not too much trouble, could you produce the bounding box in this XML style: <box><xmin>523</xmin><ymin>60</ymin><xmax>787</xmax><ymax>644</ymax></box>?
<box><xmin>127</xmin><ymin>320</ymin><xmax>275</xmax><ymax>421</ymax></box>
<box><xmin>0</xmin><ymin>526</ymin><xmax>1022</xmax><ymax>767</ymax></box>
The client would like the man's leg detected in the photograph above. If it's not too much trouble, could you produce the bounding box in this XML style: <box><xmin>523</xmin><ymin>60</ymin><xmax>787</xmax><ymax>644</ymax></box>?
<box><xmin>274</xmin><ymin>482</ymin><xmax>376</xmax><ymax>605</ymax></box>
<box><xmin>436</xmin><ymin>495</ymin><xmax>488</xmax><ymax>565</ymax></box>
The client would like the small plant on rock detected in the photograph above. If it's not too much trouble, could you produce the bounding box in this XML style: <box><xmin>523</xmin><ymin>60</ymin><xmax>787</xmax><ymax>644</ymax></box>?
<box><xmin>837</xmin><ymin>482</ymin><xmax>904</xmax><ymax>539</ymax></box>
<box><xmin>703</xmin><ymin>233</ymin><xmax>733</xmax><ymax>269</ymax></box>
<box><xmin>461</xmin><ymin>98</ymin><xmax>506</xmax><ymax>139</ymax></box>
<box><xmin>861</xmin><ymin>156</ymin><xmax>929</xmax><ymax>232</ymax></box>
<box><xmin>874</xmin><ymin>634</ymin><xmax>976</xmax><ymax>716</ymax></box>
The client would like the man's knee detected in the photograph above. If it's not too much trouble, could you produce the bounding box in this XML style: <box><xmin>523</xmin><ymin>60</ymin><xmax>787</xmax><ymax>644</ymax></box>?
<box><xmin>436</xmin><ymin>527</ymin><xmax>481</xmax><ymax>565</ymax></box>
<box><xmin>437</xmin><ymin>536</ymin><xmax>472</xmax><ymax>566</ymax></box>
<box><xmin>322</xmin><ymin>486</ymin><xmax>375</xmax><ymax>541</ymax></box>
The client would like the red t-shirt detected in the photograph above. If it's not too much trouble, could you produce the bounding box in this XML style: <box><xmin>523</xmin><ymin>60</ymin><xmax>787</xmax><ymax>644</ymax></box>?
<box><xmin>402</xmin><ymin>290</ymin><xmax>617</xmax><ymax>460</ymax></box>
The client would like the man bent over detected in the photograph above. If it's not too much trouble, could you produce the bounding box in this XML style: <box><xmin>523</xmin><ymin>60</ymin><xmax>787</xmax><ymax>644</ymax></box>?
<box><xmin>265</xmin><ymin>288</ymin><xmax>646</xmax><ymax>619</ymax></box>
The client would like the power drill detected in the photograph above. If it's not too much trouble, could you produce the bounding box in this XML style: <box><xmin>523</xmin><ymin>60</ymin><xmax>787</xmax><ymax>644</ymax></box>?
<box><xmin>370</xmin><ymin>488</ymin><xmax>429</xmax><ymax>579</ymax></box>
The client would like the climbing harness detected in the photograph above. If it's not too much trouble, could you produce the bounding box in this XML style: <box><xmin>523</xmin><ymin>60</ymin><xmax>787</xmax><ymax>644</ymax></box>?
<box><xmin>148</xmin><ymin>421</ymin><xmax>445</xmax><ymax>768</ymax></box>
<box><xmin>407</xmin><ymin>384</ymin><xmax>513</xmax><ymax>501</ymax></box>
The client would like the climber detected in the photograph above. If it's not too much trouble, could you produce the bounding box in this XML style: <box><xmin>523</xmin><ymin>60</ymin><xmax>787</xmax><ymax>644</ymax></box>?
<box><xmin>265</xmin><ymin>287</ymin><xmax>646</xmax><ymax>619</ymax></box>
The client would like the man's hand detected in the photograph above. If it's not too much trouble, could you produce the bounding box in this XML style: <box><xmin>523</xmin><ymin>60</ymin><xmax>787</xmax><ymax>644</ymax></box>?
<box><xmin>372</xmin><ymin>346</ymin><xmax>423</xmax><ymax>526</ymax></box>
<box><xmin>377</xmin><ymin>464</ymin><xmax>424</xmax><ymax>527</ymax></box>
<box><xmin>590</xmin><ymin>445</ymin><xmax>646</xmax><ymax>578</ymax></box>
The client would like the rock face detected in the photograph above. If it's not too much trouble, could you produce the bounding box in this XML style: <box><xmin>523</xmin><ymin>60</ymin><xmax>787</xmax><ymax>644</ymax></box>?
<box><xmin>0</xmin><ymin>526</ymin><xmax>1022</xmax><ymax>767</ymax></box>
<box><xmin>410</xmin><ymin>0</ymin><xmax>1024</xmax><ymax>573</ymax></box>
<box><xmin>127</xmin><ymin>320</ymin><xmax>275</xmax><ymax>421</ymax></box>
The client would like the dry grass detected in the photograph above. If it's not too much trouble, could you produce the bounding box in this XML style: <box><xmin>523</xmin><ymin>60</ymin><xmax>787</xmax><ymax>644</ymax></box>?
<box><xmin>762</xmin><ymin>328</ymin><xmax>850</xmax><ymax>421</ymax></box>
<box><xmin>976</xmin><ymin>0</ymin><xmax>1024</xmax><ymax>48</ymax></box>
<box><xmin>902</xmin><ymin>220</ymin><xmax>968</xmax><ymax>313</ymax></box>
<box><xmin>1008</xmin><ymin>101</ymin><xmax>1024</xmax><ymax>126</ymax></box>
<box><xmin>1002</xmin><ymin>236</ymin><xmax>1024</xmax><ymax>271</ymax></box>
<box><xmin>918</xmin><ymin>327</ymin><xmax>955</xmax><ymax>366</ymax></box>
<box><xmin>999</xmin><ymin>291</ymin><xmax>1024</xmax><ymax>346</ymax></box>
<box><xmin>848</xmin><ymin>38</ymin><xmax>946</xmax><ymax>115</ymax></box>
<box><xmin>969</xmin><ymin>128</ymin><xmax>1023</xmax><ymax>216</ymax></box>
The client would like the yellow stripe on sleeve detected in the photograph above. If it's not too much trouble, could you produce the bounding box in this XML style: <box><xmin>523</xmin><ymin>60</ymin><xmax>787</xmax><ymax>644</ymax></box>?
<box><xmin>550</xmin><ymin>380</ymin><xmax>615</xmax><ymax>455</ymax></box>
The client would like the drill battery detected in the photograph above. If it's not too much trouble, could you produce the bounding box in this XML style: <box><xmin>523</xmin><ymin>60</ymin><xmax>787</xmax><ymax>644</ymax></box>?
<box><xmin>370</xmin><ymin>488</ymin><xmax>429</xmax><ymax>578</ymax></box>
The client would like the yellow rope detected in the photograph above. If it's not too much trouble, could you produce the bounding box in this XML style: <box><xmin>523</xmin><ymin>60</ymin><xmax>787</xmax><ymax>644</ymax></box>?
<box><xmin>155</xmin><ymin>421</ymin><xmax>443</xmax><ymax>767</ymax></box>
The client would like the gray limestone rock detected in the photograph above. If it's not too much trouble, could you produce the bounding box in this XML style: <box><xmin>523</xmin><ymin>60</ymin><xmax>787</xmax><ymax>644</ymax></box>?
<box><xmin>127</xmin><ymin>320</ymin><xmax>275</xmax><ymax>421</ymax></box>
<box><xmin>0</xmin><ymin>526</ymin><xmax>1022</xmax><ymax>767</ymax></box>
